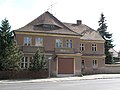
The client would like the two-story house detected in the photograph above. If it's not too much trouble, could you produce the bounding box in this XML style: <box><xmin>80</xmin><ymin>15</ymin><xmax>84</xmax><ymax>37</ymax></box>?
<box><xmin>14</xmin><ymin>11</ymin><xmax>105</xmax><ymax>76</ymax></box>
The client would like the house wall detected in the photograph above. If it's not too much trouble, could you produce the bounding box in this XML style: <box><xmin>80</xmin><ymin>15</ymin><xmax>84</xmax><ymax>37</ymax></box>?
<box><xmin>15</xmin><ymin>32</ymin><xmax>105</xmax><ymax>76</ymax></box>
<box><xmin>15</xmin><ymin>34</ymin><xmax>24</xmax><ymax>46</ymax></box>
<box><xmin>44</xmin><ymin>36</ymin><xmax>55</xmax><ymax>51</ymax></box>
<box><xmin>81</xmin><ymin>57</ymin><xmax>105</xmax><ymax>74</ymax></box>
<box><xmin>51</xmin><ymin>58</ymin><xmax>57</xmax><ymax>76</ymax></box>
<box><xmin>15</xmin><ymin>34</ymin><xmax>81</xmax><ymax>53</ymax></box>
<box><xmin>16</xmin><ymin>34</ymin><xmax>104</xmax><ymax>55</ymax></box>
<box><xmin>80</xmin><ymin>41</ymin><xmax>104</xmax><ymax>54</ymax></box>
<box><xmin>74</xmin><ymin>57</ymin><xmax>81</xmax><ymax>76</ymax></box>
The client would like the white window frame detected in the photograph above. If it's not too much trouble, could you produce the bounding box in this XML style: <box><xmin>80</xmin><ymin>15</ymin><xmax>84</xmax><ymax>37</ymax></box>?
<box><xmin>92</xmin><ymin>44</ymin><xmax>97</xmax><ymax>51</ymax></box>
<box><xmin>80</xmin><ymin>43</ymin><xmax>85</xmax><ymax>51</ymax></box>
<box><xmin>29</xmin><ymin>57</ymin><xmax>33</xmax><ymax>68</ymax></box>
<box><xmin>56</xmin><ymin>39</ymin><xmax>63</xmax><ymax>48</ymax></box>
<box><xmin>66</xmin><ymin>39</ymin><xmax>72</xmax><ymax>48</ymax></box>
<box><xmin>36</xmin><ymin>37</ymin><xmax>43</xmax><ymax>46</ymax></box>
<box><xmin>24</xmin><ymin>37</ymin><xmax>32</xmax><ymax>46</ymax></box>
<box><xmin>21</xmin><ymin>57</ymin><xmax>28</xmax><ymax>69</ymax></box>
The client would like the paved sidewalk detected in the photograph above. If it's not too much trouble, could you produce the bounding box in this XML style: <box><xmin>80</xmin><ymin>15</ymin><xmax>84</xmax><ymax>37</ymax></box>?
<box><xmin>1</xmin><ymin>74</ymin><xmax>120</xmax><ymax>84</ymax></box>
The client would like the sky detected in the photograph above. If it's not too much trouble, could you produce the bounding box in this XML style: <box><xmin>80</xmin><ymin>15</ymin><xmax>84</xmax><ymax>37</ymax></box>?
<box><xmin>0</xmin><ymin>0</ymin><xmax>120</xmax><ymax>51</ymax></box>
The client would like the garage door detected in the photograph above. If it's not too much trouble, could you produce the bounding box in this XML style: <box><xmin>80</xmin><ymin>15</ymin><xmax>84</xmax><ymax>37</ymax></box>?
<box><xmin>58</xmin><ymin>58</ymin><xmax>74</xmax><ymax>74</ymax></box>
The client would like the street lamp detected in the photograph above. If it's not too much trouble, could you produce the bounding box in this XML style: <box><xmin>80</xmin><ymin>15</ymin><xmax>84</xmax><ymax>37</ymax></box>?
<box><xmin>48</xmin><ymin>56</ymin><xmax>52</xmax><ymax>77</ymax></box>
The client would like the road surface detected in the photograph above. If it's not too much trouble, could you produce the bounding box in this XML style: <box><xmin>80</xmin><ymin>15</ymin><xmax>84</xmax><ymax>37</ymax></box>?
<box><xmin>0</xmin><ymin>78</ymin><xmax>120</xmax><ymax>90</ymax></box>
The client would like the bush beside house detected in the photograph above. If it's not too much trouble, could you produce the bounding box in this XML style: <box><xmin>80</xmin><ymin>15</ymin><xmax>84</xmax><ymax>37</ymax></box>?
<box><xmin>0</xmin><ymin>70</ymin><xmax>48</xmax><ymax>80</ymax></box>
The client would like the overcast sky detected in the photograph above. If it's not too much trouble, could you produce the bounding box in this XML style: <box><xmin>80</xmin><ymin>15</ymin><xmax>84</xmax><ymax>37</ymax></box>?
<box><xmin>0</xmin><ymin>0</ymin><xmax>120</xmax><ymax>51</ymax></box>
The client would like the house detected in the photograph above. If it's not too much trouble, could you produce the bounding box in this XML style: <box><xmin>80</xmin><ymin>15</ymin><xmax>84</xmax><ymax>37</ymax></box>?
<box><xmin>14</xmin><ymin>11</ymin><xmax>105</xmax><ymax>76</ymax></box>
<box><xmin>109</xmin><ymin>48</ymin><xmax>120</xmax><ymax>63</ymax></box>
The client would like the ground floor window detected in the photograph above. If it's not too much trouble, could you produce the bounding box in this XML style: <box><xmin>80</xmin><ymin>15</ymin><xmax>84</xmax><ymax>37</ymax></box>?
<box><xmin>29</xmin><ymin>57</ymin><xmax>33</xmax><ymax>68</ymax></box>
<box><xmin>20</xmin><ymin>57</ymin><xmax>33</xmax><ymax>69</ymax></box>
<box><xmin>93</xmin><ymin>60</ymin><xmax>98</xmax><ymax>68</ymax></box>
<box><xmin>81</xmin><ymin>60</ymin><xmax>85</xmax><ymax>68</ymax></box>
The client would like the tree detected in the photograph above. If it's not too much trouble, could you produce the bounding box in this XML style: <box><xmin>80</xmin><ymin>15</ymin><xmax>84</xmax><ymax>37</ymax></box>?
<box><xmin>30</xmin><ymin>49</ymin><xmax>47</xmax><ymax>71</ymax></box>
<box><xmin>0</xmin><ymin>18</ymin><xmax>22</xmax><ymax>70</ymax></box>
<box><xmin>97</xmin><ymin>13</ymin><xmax>114</xmax><ymax>64</ymax></box>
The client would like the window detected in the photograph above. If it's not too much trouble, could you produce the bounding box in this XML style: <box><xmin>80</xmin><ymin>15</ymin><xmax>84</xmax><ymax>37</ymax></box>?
<box><xmin>21</xmin><ymin>57</ymin><xmax>28</xmax><ymax>69</ymax></box>
<box><xmin>21</xmin><ymin>58</ymin><xmax>24</xmax><ymax>68</ymax></box>
<box><xmin>24</xmin><ymin>37</ymin><xmax>32</xmax><ymax>46</ymax></box>
<box><xmin>29</xmin><ymin>57</ymin><xmax>33</xmax><ymax>68</ymax></box>
<box><xmin>80</xmin><ymin>44</ymin><xmax>84</xmax><ymax>51</ymax></box>
<box><xmin>82</xmin><ymin>60</ymin><xmax>85</xmax><ymax>66</ymax></box>
<box><xmin>66</xmin><ymin>39</ymin><xmax>72</xmax><ymax>48</ymax></box>
<box><xmin>92</xmin><ymin>44</ymin><xmax>97</xmax><ymax>51</ymax></box>
<box><xmin>81</xmin><ymin>60</ymin><xmax>85</xmax><ymax>68</ymax></box>
<box><xmin>36</xmin><ymin>37</ymin><xmax>43</xmax><ymax>46</ymax></box>
<box><xmin>56</xmin><ymin>39</ymin><xmax>62</xmax><ymax>48</ymax></box>
<box><xmin>93</xmin><ymin>60</ymin><xmax>97</xmax><ymax>68</ymax></box>
<box><xmin>42</xmin><ymin>24</ymin><xmax>55</xmax><ymax>28</ymax></box>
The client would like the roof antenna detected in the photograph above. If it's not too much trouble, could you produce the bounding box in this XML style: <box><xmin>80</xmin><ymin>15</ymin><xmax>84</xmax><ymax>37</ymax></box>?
<box><xmin>47</xmin><ymin>3</ymin><xmax>56</xmax><ymax>15</ymax></box>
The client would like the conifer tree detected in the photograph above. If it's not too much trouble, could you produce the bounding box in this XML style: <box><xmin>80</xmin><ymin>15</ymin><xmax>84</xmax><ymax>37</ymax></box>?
<box><xmin>30</xmin><ymin>49</ymin><xmax>47</xmax><ymax>71</ymax></box>
<box><xmin>0</xmin><ymin>18</ymin><xmax>22</xmax><ymax>70</ymax></box>
<box><xmin>97</xmin><ymin>13</ymin><xmax>114</xmax><ymax>64</ymax></box>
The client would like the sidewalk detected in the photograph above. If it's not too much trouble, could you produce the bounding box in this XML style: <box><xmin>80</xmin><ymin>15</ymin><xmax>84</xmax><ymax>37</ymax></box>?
<box><xmin>1</xmin><ymin>74</ymin><xmax>120</xmax><ymax>84</ymax></box>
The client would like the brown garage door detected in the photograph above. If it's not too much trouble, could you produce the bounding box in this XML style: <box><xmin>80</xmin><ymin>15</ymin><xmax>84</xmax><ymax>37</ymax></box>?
<box><xmin>58</xmin><ymin>58</ymin><xmax>74</xmax><ymax>74</ymax></box>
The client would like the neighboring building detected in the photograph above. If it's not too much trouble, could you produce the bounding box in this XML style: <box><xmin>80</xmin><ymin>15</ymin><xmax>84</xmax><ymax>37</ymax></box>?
<box><xmin>109</xmin><ymin>48</ymin><xmax>120</xmax><ymax>63</ymax></box>
<box><xmin>14</xmin><ymin>11</ymin><xmax>105</xmax><ymax>76</ymax></box>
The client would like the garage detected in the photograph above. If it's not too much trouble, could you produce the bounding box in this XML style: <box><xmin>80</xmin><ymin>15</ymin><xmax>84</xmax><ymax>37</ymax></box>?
<box><xmin>58</xmin><ymin>58</ymin><xmax>74</xmax><ymax>74</ymax></box>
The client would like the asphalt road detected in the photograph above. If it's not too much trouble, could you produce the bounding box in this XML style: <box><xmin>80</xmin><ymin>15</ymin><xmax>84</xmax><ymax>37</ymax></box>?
<box><xmin>0</xmin><ymin>78</ymin><xmax>120</xmax><ymax>90</ymax></box>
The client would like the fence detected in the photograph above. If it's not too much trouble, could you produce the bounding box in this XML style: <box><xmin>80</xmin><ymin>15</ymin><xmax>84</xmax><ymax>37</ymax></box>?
<box><xmin>98</xmin><ymin>64</ymin><xmax>120</xmax><ymax>74</ymax></box>
<box><xmin>82</xmin><ymin>64</ymin><xmax>120</xmax><ymax>75</ymax></box>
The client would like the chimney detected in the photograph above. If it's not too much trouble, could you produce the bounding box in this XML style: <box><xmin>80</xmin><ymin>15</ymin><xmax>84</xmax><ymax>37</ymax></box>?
<box><xmin>77</xmin><ymin>20</ymin><xmax>82</xmax><ymax>25</ymax></box>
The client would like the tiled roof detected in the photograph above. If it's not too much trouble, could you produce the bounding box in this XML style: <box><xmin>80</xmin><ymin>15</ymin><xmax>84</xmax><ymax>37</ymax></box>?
<box><xmin>64</xmin><ymin>23</ymin><xmax>104</xmax><ymax>41</ymax></box>
<box><xmin>14</xmin><ymin>11</ymin><xmax>79</xmax><ymax>36</ymax></box>
<box><xmin>14</xmin><ymin>11</ymin><xmax>104</xmax><ymax>41</ymax></box>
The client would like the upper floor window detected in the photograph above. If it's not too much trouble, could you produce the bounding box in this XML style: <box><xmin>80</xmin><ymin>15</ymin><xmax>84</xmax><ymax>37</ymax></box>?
<box><xmin>36</xmin><ymin>37</ymin><xmax>43</xmax><ymax>46</ymax></box>
<box><xmin>56</xmin><ymin>39</ymin><xmax>62</xmax><ymax>48</ymax></box>
<box><xmin>80</xmin><ymin>43</ymin><xmax>85</xmax><ymax>51</ymax></box>
<box><xmin>66</xmin><ymin>39</ymin><xmax>72</xmax><ymax>48</ymax></box>
<box><xmin>24</xmin><ymin>37</ymin><xmax>32</xmax><ymax>46</ymax></box>
<box><xmin>92</xmin><ymin>44</ymin><xmax>97</xmax><ymax>51</ymax></box>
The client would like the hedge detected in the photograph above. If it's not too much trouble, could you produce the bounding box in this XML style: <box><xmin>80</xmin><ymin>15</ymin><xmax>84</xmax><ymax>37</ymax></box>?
<box><xmin>0</xmin><ymin>70</ymin><xmax>48</xmax><ymax>80</ymax></box>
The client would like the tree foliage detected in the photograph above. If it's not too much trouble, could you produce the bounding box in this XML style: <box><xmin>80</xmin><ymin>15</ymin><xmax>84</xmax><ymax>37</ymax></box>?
<box><xmin>30</xmin><ymin>49</ymin><xmax>47</xmax><ymax>71</ymax></box>
<box><xmin>97</xmin><ymin>13</ymin><xmax>114</xmax><ymax>64</ymax></box>
<box><xmin>0</xmin><ymin>18</ymin><xmax>22</xmax><ymax>70</ymax></box>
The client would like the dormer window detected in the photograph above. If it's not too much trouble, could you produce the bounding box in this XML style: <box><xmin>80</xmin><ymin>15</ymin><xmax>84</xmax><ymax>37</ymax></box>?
<box><xmin>42</xmin><ymin>24</ymin><xmax>55</xmax><ymax>28</ymax></box>
<box><xmin>34</xmin><ymin>24</ymin><xmax>61</xmax><ymax>30</ymax></box>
